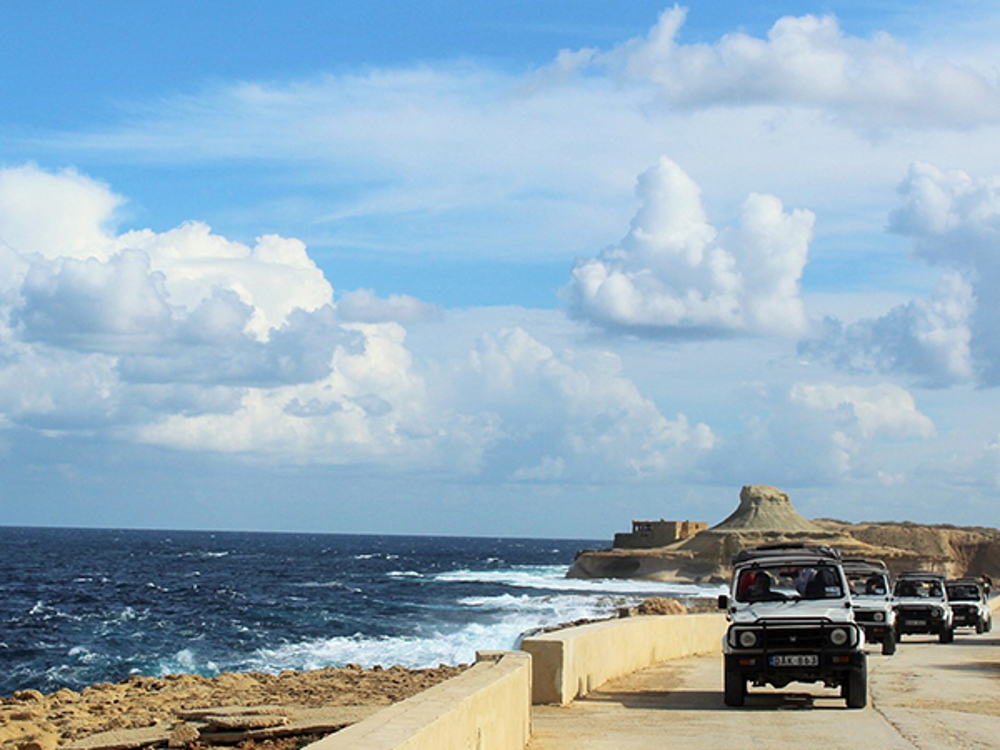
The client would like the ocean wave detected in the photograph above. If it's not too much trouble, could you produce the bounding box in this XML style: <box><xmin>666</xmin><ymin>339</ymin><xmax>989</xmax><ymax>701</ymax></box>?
<box><xmin>434</xmin><ymin>566</ymin><xmax>725</xmax><ymax>597</ymax></box>
<box><xmin>155</xmin><ymin>648</ymin><xmax>221</xmax><ymax>677</ymax></box>
<box><xmin>244</xmin><ymin>592</ymin><xmax>632</xmax><ymax>672</ymax></box>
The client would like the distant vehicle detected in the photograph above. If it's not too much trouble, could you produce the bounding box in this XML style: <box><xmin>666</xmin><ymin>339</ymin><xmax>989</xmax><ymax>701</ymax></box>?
<box><xmin>893</xmin><ymin>571</ymin><xmax>954</xmax><ymax>643</ymax></box>
<box><xmin>843</xmin><ymin>558</ymin><xmax>897</xmax><ymax>655</ymax></box>
<box><xmin>718</xmin><ymin>543</ymin><xmax>867</xmax><ymax>709</ymax></box>
<box><xmin>946</xmin><ymin>578</ymin><xmax>993</xmax><ymax>634</ymax></box>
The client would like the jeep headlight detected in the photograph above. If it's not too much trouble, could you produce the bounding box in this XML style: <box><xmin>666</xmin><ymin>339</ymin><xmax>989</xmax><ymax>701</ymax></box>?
<box><xmin>829</xmin><ymin>627</ymin><xmax>849</xmax><ymax>646</ymax></box>
<box><xmin>873</xmin><ymin>612</ymin><xmax>885</xmax><ymax>622</ymax></box>
<box><xmin>738</xmin><ymin>630</ymin><xmax>758</xmax><ymax>648</ymax></box>
<box><xmin>931</xmin><ymin>607</ymin><xmax>942</xmax><ymax>618</ymax></box>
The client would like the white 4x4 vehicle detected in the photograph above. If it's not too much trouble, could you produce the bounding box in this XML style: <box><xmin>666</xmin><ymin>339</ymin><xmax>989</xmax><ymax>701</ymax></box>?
<box><xmin>893</xmin><ymin>571</ymin><xmax>954</xmax><ymax>643</ymax></box>
<box><xmin>946</xmin><ymin>578</ymin><xmax>993</xmax><ymax>634</ymax></box>
<box><xmin>718</xmin><ymin>544</ymin><xmax>867</xmax><ymax>709</ymax></box>
<box><xmin>843</xmin><ymin>559</ymin><xmax>897</xmax><ymax>655</ymax></box>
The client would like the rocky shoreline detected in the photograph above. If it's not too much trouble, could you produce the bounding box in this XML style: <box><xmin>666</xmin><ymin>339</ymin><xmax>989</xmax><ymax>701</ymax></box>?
<box><xmin>0</xmin><ymin>596</ymin><xmax>702</xmax><ymax>750</ymax></box>
<box><xmin>0</xmin><ymin>664</ymin><xmax>466</xmax><ymax>750</ymax></box>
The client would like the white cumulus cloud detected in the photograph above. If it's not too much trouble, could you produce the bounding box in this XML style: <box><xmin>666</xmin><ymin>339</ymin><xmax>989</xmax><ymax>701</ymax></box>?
<box><xmin>0</xmin><ymin>164</ymin><xmax>716</xmax><ymax>482</ymax></box>
<box><xmin>702</xmin><ymin>379</ymin><xmax>936</xmax><ymax>487</ymax></box>
<box><xmin>789</xmin><ymin>382</ymin><xmax>936</xmax><ymax>441</ymax></box>
<box><xmin>803</xmin><ymin>162</ymin><xmax>1000</xmax><ymax>387</ymax></box>
<box><xmin>593</xmin><ymin>6</ymin><xmax>1000</xmax><ymax>129</ymax></box>
<box><xmin>565</xmin><ymin>157</ymin><xmax>813</xmax><ymax>338</ymax></box>
<box><xmin>456</xmin><ymin>326</ymin><xmax>715</xmax><ymax>480</ymax></box>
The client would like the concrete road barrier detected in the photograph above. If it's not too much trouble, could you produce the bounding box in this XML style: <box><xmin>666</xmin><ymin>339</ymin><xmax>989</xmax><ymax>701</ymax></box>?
<box><xmin>521</xmin><ymin>613</ymin><xmax>728</xmax><ymax>705</ymax></box>
<box><xmin>307</xmin><ymin>650</ymin><xmax>531</xmax><ymax>750</ymax></box>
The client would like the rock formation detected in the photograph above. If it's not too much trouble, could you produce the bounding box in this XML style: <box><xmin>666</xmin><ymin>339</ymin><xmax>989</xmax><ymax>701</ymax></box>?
<box><xmin>568</xmin><ymin>484</ymin><xmax>1000</xmax><ymax>583</ymax></box>
<box><xmin>712</xmin><ymin>485</ymin><xmax>821</xmax><ymax>532</ymax></box>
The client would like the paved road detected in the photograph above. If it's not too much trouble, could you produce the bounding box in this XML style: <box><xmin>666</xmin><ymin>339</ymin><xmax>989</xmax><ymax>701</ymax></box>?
<box><xmin>528</xmin><ymin>630</ymin><xmax>1000</xmax><ymax>749</ymax></box>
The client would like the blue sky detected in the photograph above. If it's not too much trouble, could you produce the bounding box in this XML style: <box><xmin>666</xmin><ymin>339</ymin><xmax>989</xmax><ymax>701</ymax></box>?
<box><xmin>1</xmin><ymin>2</ymin><xmax>999</xmax><ymax>537</ymax></box>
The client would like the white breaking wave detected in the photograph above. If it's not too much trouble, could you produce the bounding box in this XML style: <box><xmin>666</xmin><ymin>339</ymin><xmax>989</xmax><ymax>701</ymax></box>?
<box><xmin>157</xmin><ymin>648</ymin><xmax>220</xmax><ymax>677</ymax></box>
<box><xmin>434</xmin><ymin>565</ymin><xmax>724</xmax><ymax>598</ymax></box>
<box><xmin>243</xmin><ymin>574</ymin><xmax>722</xmax><ymax>673</ymax></box>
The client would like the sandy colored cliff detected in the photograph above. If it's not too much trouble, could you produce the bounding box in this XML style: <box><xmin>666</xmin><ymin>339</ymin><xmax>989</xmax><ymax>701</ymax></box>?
<box><xmin>569</xmin><ymin>484</ymin><xmax>1000</xmax><ymax>583</ymax></box>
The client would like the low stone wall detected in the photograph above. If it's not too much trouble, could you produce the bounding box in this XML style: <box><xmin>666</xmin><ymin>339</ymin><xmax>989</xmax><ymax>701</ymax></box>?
<box><xmin>306</xmin><ymin>651</ymin><xmax>531</xmax><ymax>750</ymax></box>
<box><xmin>521</xmin><ymin>613</ymin><xmax>728</xmax><ymax>705</ymax></box>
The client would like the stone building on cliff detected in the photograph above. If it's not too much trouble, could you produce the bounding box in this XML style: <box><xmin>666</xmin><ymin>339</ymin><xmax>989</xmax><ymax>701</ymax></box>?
<box><xmin>613</xmin><ymin>519</ymin><xmax>707</xmax><ymax>549</ymax></box>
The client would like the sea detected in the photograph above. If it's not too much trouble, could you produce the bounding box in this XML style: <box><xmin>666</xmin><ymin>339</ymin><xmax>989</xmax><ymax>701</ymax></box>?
<box><xmin>0</xmin><ymin>527</ymin><xmax>724</xmax><ymax>696</ymax></box>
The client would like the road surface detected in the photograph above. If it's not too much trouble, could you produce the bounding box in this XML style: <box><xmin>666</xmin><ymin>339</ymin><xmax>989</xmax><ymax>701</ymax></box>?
<box><xmin>528</xmin><ymin>630</ymin><xmax>1000</xmax><ymax>749</ymax></box>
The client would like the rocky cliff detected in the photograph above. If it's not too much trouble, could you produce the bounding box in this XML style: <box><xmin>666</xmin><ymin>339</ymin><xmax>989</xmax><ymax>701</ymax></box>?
<box><xmin>568</xmin><ymin>485</ymin><xmax>1000</xmax><ymax>583</ymax></box>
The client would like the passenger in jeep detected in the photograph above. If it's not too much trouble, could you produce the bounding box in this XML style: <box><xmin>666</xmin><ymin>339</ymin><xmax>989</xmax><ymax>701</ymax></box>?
<box><xmin>865</xmin><ymin>575</ymin><xmax>885</xmax><ymax>595</ymax></box>
<box><xmin>736</xmin><ymin>565</ymin><xmax>843</xmax><ymax>602</ymax></box>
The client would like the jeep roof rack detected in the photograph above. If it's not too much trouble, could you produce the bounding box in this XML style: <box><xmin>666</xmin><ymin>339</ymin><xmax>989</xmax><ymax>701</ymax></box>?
<box><xmin>896</xmin><ymin>570</ymin><xmax>946</xmax><ymax>580</ymax></box>
<box><xmin>732</xmin><ymin>543</ymin><xmax>842</xmax><ymax>565</ymax></box>
<box><xmin>842</xmin><ymin>558</ymin><xmax>889</xmax><ymax>572</ymax></box>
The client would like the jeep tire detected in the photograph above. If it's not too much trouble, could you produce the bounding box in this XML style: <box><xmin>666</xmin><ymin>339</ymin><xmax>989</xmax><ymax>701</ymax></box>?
<box><xmin>882</xmin><ymin>630</ymin><xmax>896</xmax><ymax>655</ymax></box>
<box><xmin>723</xmin><ymin>668</ymin><xmax>745</xmax><ymax>707</ymax></box>
<box><xmin>939</xmin><ymin>626</ymin><xmax>954</xmax><ymax>644</ymax></box>
<box><xmin>845</xmin><ymin>663</ymin><xmax>867</xmax><ymax>709</ymax></box>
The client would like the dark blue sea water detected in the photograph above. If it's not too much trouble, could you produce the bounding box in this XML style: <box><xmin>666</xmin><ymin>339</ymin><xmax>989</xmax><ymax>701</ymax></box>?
<box><xmin>0</xmin><ymin>527</ymin><xmax>723</xmax><ymax>696</ymax></box>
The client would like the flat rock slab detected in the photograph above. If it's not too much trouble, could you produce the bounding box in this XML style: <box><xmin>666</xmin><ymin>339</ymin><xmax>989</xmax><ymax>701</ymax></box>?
<box><xmin>176</xmin><ymin>705</ymin><xmax>290</xmax><ymax>720</ymax></box>
<box><xmin>65</xmin><ymin>705</ymin><xmax>381</xmax><ymax>749</ymax></box>
<box><xmin>66</xmin><ymin>725</ymin><xmax>174</xmax><ymax>750</ymax></box>
<box><xmin>202</xmin><ymin>706</ymin><xmax>380</xmax><ymax>742</ymax></box>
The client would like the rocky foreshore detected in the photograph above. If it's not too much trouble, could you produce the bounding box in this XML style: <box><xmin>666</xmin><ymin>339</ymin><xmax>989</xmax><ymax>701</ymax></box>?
<box><xmin>0</xmin><ymin>595</ymin><xmax>699</xmax><ymax>750</ymax></box>
<box><xmin>0</xmin><ymin>664</ymin><xmax>465</xmax><ymax>750</ymax></box>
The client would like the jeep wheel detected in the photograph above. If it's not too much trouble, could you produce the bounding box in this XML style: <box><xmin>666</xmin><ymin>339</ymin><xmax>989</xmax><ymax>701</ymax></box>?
<box><xmin>845</xmin><ymin>663</ymin><xmax>867</xmax><ymax>709</ymax></box>
<box><xmin>976</xmin><ymin>619</ymin><xmax>984</xmax><ymax>634</ymax></box>
<box><xmin>939</xmin><ymin>627</ymin><xmax>954</xmax><ymax>644</ymax></box>
<box><xmin>882</xmin><ymin>630</ymin><xmax>896</xmax><ymax>655</ymax></box>
<box><xmin>723</xmin><ymin>668</ymin><xmax>745</xmax><ymax>707</ymax></box>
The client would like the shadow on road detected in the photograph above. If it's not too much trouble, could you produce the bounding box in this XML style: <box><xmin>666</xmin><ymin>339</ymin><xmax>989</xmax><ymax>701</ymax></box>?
<box><xmin>586</xmin><ymin>688</ymin><xmax>851</xmax><ymax>712</ymax></box>
<box><xmin>937</xmin><ymin>660</ymin><xmax>1000</xmax><ymax>672</ymax></box>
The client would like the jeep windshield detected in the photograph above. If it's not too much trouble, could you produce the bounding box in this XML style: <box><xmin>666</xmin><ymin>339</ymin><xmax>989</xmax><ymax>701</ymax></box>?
<box><xmin>735</xmin><ymin>563</ymin><xmax>845</xmax><ymax>602</ymax></box>
<box><xmin>946</xmin><ymin>584</ymin><xmax>981</xmax><ymax>601</ymax></box>
<box><xmin>893</xmin><ymin>579</ymin><xmax>944</xmax><ymax>598</ymax></box>
<box><xmin>846</xmin><ymin>571</ymin><xmax>888</xmax><ymax>597</ymax></box>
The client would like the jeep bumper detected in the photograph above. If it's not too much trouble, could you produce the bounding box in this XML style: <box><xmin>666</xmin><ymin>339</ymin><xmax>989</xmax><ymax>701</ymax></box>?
<box><xmin>725</xmin><ymin>651</ymin><xmax>865</xmax><ymax>686</ymax></box>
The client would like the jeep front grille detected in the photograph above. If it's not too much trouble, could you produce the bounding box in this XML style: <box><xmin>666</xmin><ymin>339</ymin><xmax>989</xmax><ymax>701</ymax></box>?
<box><xmin>734</xmin><ymin>618</ymin><xmax>856</xmax><ymax>651</ymax></box>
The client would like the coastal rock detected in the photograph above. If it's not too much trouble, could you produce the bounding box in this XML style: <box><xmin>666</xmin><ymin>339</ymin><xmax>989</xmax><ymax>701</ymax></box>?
<box><xmin>66</xmin><ymin>726</ymin><xmax>171</xmax><ymax>750</ymax></box>
<box><xmin>11</xmin><ymin>692</ymin><xmax>44</xmax><ymax>704</ymax></box>
<box><xmin>167</xmin><ymin>723</ymin><xmax>200</xmax><ymax>748</ymax></box>
<box><xmin>569</xmin><ymin>484</ymin><xmax>1000</xmax><ymax>583</ymax></box>
<box><xmin>16</xmin><ymin>734</ymin><xmax>58</xmax><ymax>750</ymax></box>
<box><xmin>0</xmin><ymin>664</ymin><xmax>464</xmax><ymax>750</ymax></box>
<box><xmin>712</xmin><ymin>485</ymin><xmax>821</xmax><ymax>533</ymax></box>
<box><xmin>619</xmin><ymin>597</ymin><xmax>689</xmax><ymax>617</ymax></box>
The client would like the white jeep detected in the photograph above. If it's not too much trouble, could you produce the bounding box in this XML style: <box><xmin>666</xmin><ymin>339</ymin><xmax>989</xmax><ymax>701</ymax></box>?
<box><xmin>893</xmin><ymin>571</ymin><xmax>954</xmax><ymax>643</ymax></box>
<box><xmin>843</xmin><ymin>558</ymin><xmax>897</xmax><ymax>655</ymax></box>
<box><xmin>946</xmin><ymin>578</ymin><xmax>993</xmax><ymax>634</ymax></box>
<box><xmin>718</xmin><ymin>544</ymin><xmax>867</xmax><ymax>709</ymax></box>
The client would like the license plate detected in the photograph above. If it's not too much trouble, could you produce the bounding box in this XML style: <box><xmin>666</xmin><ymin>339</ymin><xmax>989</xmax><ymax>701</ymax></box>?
<box><xmin>908</xmin><ymin>619</ymin><xmax>927</xmax><ymax>626</ymax></box>
<box><xmin>769</xmin><ymin>655</ymin><xmax>818</xmax><ymax>667</ymax></box>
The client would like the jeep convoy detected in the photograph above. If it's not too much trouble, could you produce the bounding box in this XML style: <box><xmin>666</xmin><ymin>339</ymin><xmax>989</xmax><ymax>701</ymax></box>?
<box><xmin>718</xmin><ymin>543</ymin><xmax>995</xmax><ymax>708</ymax></box>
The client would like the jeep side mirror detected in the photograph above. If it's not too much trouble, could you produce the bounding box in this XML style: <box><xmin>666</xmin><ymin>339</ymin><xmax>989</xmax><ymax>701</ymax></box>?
<box><xmin>717</xmin><ymin>594</ymin><xmax>729</xmax><ymax>610</ymax></box>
